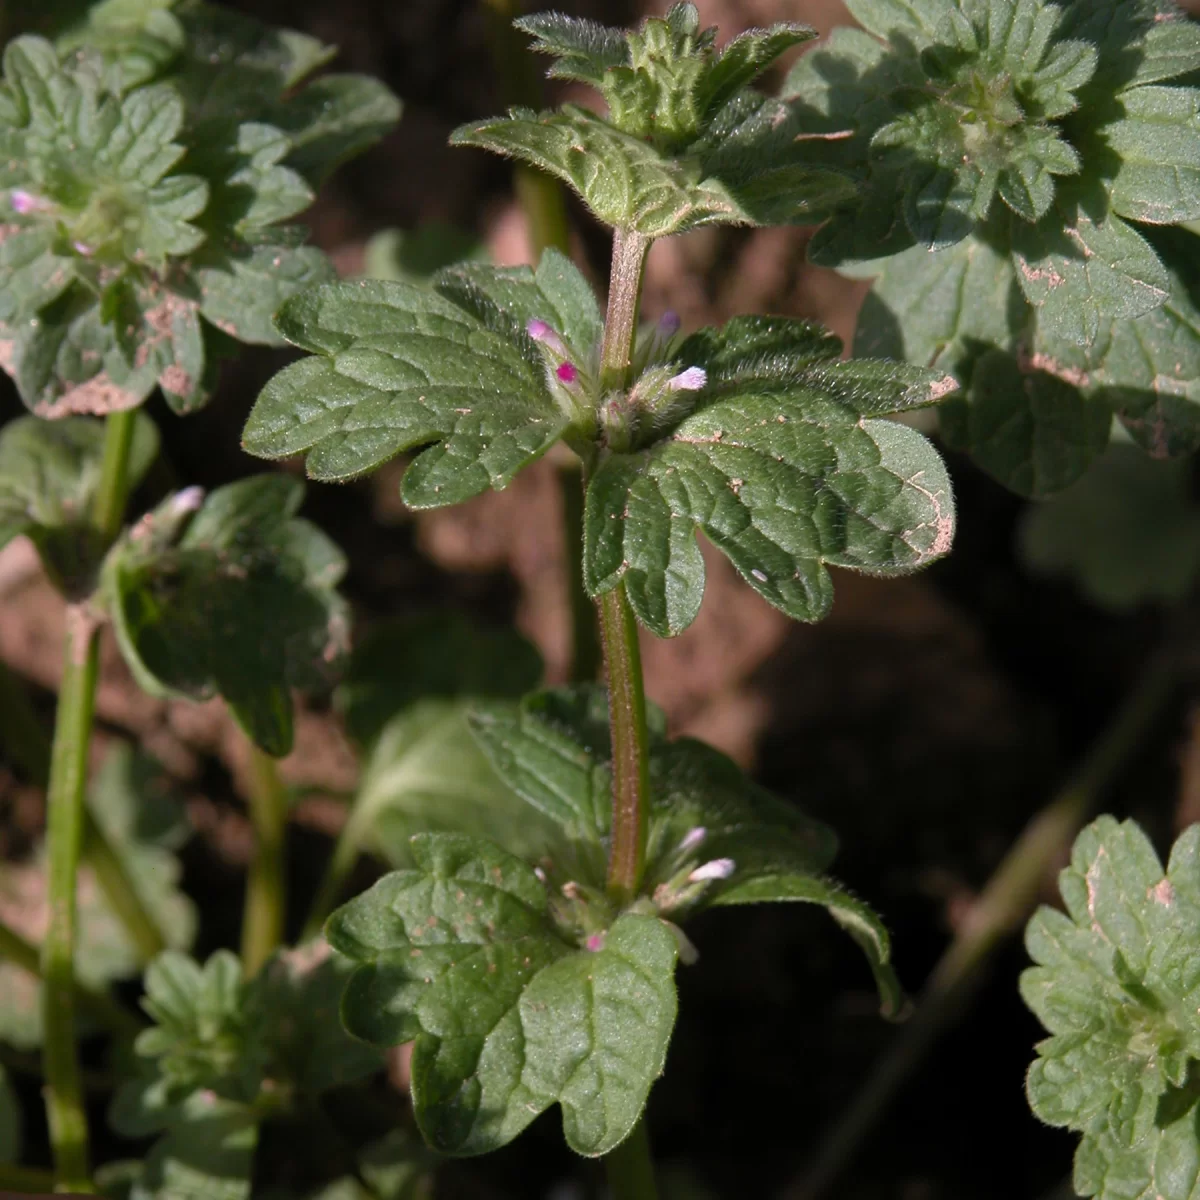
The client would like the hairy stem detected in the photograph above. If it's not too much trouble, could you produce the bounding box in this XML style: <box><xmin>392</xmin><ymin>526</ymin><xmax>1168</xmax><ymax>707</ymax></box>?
<box><xmin>790</xmin><ymin>650</ymin><xmax>1178</xmax><ymax>1200</ymax></box>
<box><xmin>597</xmin><ymin>226</ymin><xmax>651</xmax><ymax>906</ymax></box>
<box><xmin>605</xmin><ymin>1117</ymin><xmax>659</xmax><ymax>1200</ymax></box>
<box><xmin>91</xmin><ymin>408</ymin><xmax>138</xmax><ymax>543</ymax></box>
<box><xmin>241</xmin><ymin>743</ymin><xmax>289</xmax><ymax>975</ymax></box>
<box><xmin>41</xmin><ymin>604</ymin><xmax>100</xmax><ymax>1192</ymax></box>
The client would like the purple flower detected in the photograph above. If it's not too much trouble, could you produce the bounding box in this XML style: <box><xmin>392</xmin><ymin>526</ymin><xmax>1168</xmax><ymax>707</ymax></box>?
<box><xmin>667</xmin><ymin>366</ymin><xmax>707</xmax><ymax>392</ymax></box>
<box><xmin>657</xmin><ymin>310</ymin><xmax>681</xmax><ymax>338</ymax></box>
<box><xmin>689</xmin><ymin>858</ymin><xmax>735</xmax><ymax>883</ymax></box>
<box><xmin>527</xmin><ymin>318</ymin><xmax>567</xmax><ymax>356</ymax></box>
<box><xmin>556</xmin><ymin>361</ymin><xmax>579</xmax><ymax>384</ymax></box>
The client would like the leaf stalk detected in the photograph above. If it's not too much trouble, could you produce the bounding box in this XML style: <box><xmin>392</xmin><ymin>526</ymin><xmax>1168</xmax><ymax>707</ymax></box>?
<box><xmin>41</xmin><ymin>602</ymin><xmax>100</xmax><ymax>1193</ymax></box>
<box><xmin>241</xmin><ymin>742</ymin><xmax>290</xmax><ymax>976</ymax></box>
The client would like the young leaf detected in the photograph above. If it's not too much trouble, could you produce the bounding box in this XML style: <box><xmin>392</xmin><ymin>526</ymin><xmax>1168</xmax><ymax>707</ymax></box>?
<box><xmin>1023</xmin><ymin>818</ymin><xmax>1200</xmax><ymax>1197</ymax></box>
<box><xmin>242</xmin><ymin>274</ymin><xmax>571</xmax><ymax>502</ymax></box>
<box><xmin>102</xmin><ymin>474</ymin><xmax>349</xmax><ymax>756</ymax></box>
<box><xmin>585</xmin><ymin>317</ymin><xmax>956</xmax><ymax>636</ymax></box>
<box><xmin>456</xmin><ymin>8</ymin><xmax>852</xmax><ymax>238</ymax></box>
<box><xmin>1019</xmin><ymin>444</ymin><xmax>1200</xmax><ymax>610</ymax></box>
<box><xmin>0</xmin><ymin>412</ymin><xmax>158</xmax><ymax>594</ymax></box>
<box><xmin>0</xmin><ymin>11</ymin><xmax>397</xmax><ymax>416</ymax></box>
<box><xmin>451</xmin><ymin>104</ymin><xmax>851</xmax><ymax>239</ymax></box>
<box><xmin>328</xmin><ymin>833</ymin><xmax>678</xmax><ymax>1157</ymax></box>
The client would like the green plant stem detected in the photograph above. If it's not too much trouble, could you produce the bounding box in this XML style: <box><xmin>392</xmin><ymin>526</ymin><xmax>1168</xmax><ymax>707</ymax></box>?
<box><xmin>605</xmin><ymin>1117</ymin><xmax>659</xmax><ymax>1200</ymax></box>
<box><xmin>0</xmin><ymin>917</ymin><xmax>141</xmax><ymax>1038</ymax></box>
<box><xmin>38</xmin><ymin>409</ymin><xmax>141</xmax><ymax>1191</ymax></box>
<box><xmin>91</xmin><ymin>408</ymin><xmax>138</xmax><ymax>542</ymax></box>
<box><xmin>0</xmin><ymin>1163</ymin><xmax>58</xmax><ymax>1192</ymax></box>
<box><xmin>41</xmin><ymin>603</ymin><xmax>100</xmax><ymax>1193</ymax></box>
<box><xmin>596</xmin><ymin>226</ymin><xmax>652</xmax><ymax>906</ymax></box>
<box><xmin>241</xmin><ymin>743</ymin><xmax>289</xmax><ymax>976</ymax></box>
<box><xmin>789</xmin><ymin>650</ymin><xmax>1178</xmax><ymax>1200</ymax></box>
<box><xmin>559</xmin><ymin>465</ymin><xmax>601</xmax><ymax>682</ymax></box>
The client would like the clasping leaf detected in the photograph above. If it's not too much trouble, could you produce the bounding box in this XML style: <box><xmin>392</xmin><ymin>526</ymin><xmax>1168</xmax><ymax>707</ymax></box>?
<box><xmin>328</xmin><ymin>833</ymin><xmax>679</xmax><ymax>1157</ymax></box>
<box><xmin>454</xmin><ymin>8</ymin><xmax>853</xmax><ymax>238</ymax></box>
<box><xmin>585</xmin><ymin>315</ymin><xmax>957</xmax><ymax>636</ymax></box>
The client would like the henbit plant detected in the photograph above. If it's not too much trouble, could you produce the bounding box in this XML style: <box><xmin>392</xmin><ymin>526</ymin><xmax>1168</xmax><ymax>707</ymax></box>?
<box><xmin>0</xmin><ymin>0</ymin><xmax>399</xmax><ymax>1191</ymax></box>
<box><xmin>241</xmin><ymin>3</ymin><xmax>957</xmax><ymax>1189</ymax></box>
<box><xmin>784</xmin><ymin>0</ymin><xmax>1200</xmax><ymax>497</ymax></box>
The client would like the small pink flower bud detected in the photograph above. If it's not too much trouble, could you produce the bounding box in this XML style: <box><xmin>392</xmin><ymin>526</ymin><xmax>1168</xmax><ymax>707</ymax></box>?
<box><xmin>679</xmin><ymin>827</ymin><xmax>707</xmax><ymax>855</ymax></box>
<box><xmin>585</xmin><ymin>932</ymin><xmax>605</xmax><ymax>952</ymax></box>
<box><xmin>556</xmin><ymin>361</ymin><xmax>579</xmax><ymax>384</ymax></box>
<box><xmin>689</xmin><ymin>857</ymin><xmax>735</xmax><ymax>883</ymax></box>
<box><xmin>10</xmin><ymin>189</ymin><xmax>42</xmax><ymax>214</ymax></box>
<box><xmin>527</xmin><ymin>318</ymin><xmax>568</xmax><ymax>355</ymax></box>
<box><xmin>658</xmin><ymin>310</ymin><xmax>681</xmax><ymax>338</ymax></box>
<box><xmin>171</xmin><ymin>486</ymin><xmax>206</xmax><ymax>516</ymax></box>
<box><xmin>667</xmin><ymin>366</ymin><xmax>707</xmax><ymax>392</ymax></box>
<box><xmin>72</xmin><ymin>240</ymin><xmax>94</xmax><ymax>257</ymax></box>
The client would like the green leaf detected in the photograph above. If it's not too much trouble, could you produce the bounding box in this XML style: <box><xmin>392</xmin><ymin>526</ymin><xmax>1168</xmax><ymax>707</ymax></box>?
<box><xmin>102</xmin><ymin>474</ymin><xmax>349</xmax><ymax>756</ymax></box>
<box><xmin>1087</xmin><ymin>250</ymin><xmax>1200</xmax><ymax>458</ymax></box>
<box><xmin>451</xmin><ymin>104</ymin><xmax>851</xmax><ymax>238</ymax></box>
<box><xmin>1011</xmin><ymin>199</ymin><xmax>1171</xmax><ymax>347</ymax></box>
<box><xmin>0</xmin><ymin>1066</ymin><xmax>20</xmax><ymax>1165</ymax></box>
<box><xmin>514</xmin><ymin>12</ymin><xmax>628</xmax><ymax>87</ymax></box>
<box><xmin>242</xmin><ymin>276</ymin><xmax>568</xmax><ymax>503</ymax></box>
<box><xmin>584</xmin><ymin>318</ymin><xmax>956</xmax><ymax>635</ymax></box>
<box><xmin>940</xmin><ymin>346</ymin><xmax>1112</xmax><ymax>496</ymax></box>
<box><xmin>844</xmin><ymin>0</ymin><xmax>957</xmax><ymax>45</ymax></box>
<box><xmin>131</xmin><ymin>1094</ymin><xmax>258</xmax><ymax>1200</ymax></box>
<box><xmin>1023</xmin><ymin>818</ymin><xmax>1200</xmax><ymax>1194</ymax></box>
<box><xmin>56</xmin><ymin>0</ymin><xmax>185</xmax><ymax>93</ymax></box>
<box><xmin>193</xmin><ymin>241</ymin><xmax>334</xmax><ymax>347</ymax></box>
<box><xmin>710</xmin><ymin>872</ymin><xmax>903</xmax><ymax>1019</ymax></box>
<box><xmin>337</xmin><ymin>612</ymin><xmax>543</xmax><ymax>747</ymax></box>
<box><xmin>1106</xmin><ymin>87</ymin><xmax>1200</xmax><ymax>224</ymax></box>
<box><xmin>467</xmin><ymin>685</ymin><xmax>896</xmax><ymax>1011</ymax></box>
<box><xmin>272</xmin><ymin>74</ymin><xmax>402</xmax><ymax>185</ymax></box>
<box><xmin>1019</xmin><ymin>443</ymin><xmax>1200</xmax><ymax>610</ymax></box>
<box><xmin>351</xmin><ymin>700</ymin><xmax>566</xmax><ymax>878</ymax></box>
<box><xmin>0</xmin><ymin>412</ymin><xmax>157</xmax><ymax>593</ymax></box>
<box><xmin>329</xmin><ymin>834</ymin><xmax>679</xmax><ymax>1157</ymax></box>
<box><xmin>699</xmin><ymin>23</ymin><xmax>816</xmax><ymax>116</ymax></box>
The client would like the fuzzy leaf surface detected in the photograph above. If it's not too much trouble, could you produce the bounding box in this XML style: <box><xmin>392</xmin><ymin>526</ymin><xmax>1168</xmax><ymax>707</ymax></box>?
<box><xmin>1023</xmin><ymin>818</ymin><xmax>1200</xmax><ymax>1197</ymax></box>
<box><xmin>0</xmin><ymin>412</ymin><xmax>157</xmax><ymax>593</ymax></box>
<box><xmin>467</xmin><ymin>686</ymin><xmax>898</xmax><ymax>1011</ymax></box>
<box><xmin>585</xmin><ymin>317</ymin><xmax>956</xmax><ymax>635</ymax></box>
<box><xmin>451</xmin><ymin>104</ymin><xmax>851</xmax><ymax>238</ymax></box>
<box><xmin>328</xmin><ymin>833</ymin><xmax>679</xmax><ymax>1157</ymax></box>
<box><xmin>102</xmin><ymin>474</ymin><xmax>349</xmax><ymax>756</ymax></box>
<box><xmin>0</xmin><ymin>9</ymin><xmax>396</xmax><ymax>416</ymax></box>
<box><xmin>242</xmin><ymin>277</ymin><xmax>568</xmax><ymax>504</ymax></box>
